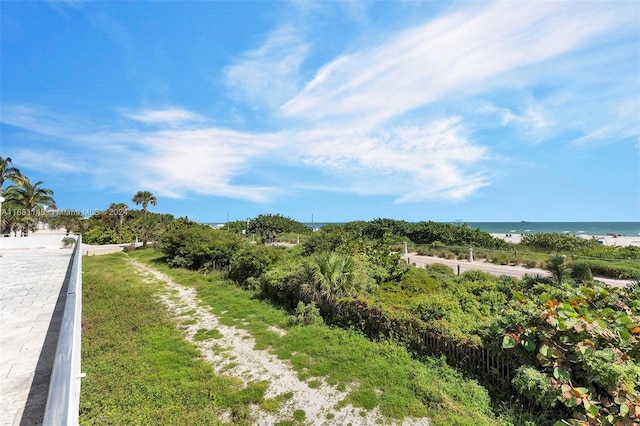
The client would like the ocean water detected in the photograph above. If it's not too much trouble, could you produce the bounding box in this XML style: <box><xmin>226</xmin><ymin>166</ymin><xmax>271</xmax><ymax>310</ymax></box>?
<box><xmin>463</xmin><ymin>222</ymin><xmax>640</xmax><ymax>237</ymax></box>
<box><xmin>302</xmin><ymin>222</ymin><xmax>640</xmax><ymax>237</ymax></box>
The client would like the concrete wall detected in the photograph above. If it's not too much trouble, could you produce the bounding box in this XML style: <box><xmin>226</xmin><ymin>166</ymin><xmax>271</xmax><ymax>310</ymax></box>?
<box><xmin>0</xmin><ymin>234</ymin><xmax>73</xmax><ymax>250</ymax></box>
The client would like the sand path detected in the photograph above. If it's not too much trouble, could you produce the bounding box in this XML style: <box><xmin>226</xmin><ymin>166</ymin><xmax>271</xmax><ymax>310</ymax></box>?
<box><xmin>127</xmin><ymin>258</ymin><xmax>428</xmax><ymax>426</ymax></box>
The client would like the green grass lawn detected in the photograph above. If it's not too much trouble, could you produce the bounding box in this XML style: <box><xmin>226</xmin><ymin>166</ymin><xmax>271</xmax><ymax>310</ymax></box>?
<box><xmin>80</xmin><ymin>253</ymin><xmax>266</xmax><ymax>425</ymax></box>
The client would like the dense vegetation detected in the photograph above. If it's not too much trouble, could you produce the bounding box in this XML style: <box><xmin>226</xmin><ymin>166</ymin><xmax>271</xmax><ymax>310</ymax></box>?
<box><xmin>153</xmin><ymin>219</ymin><xmax>639</xmax><ymax>425</ymax></box>
<box><xmin>408</xmin><ymin>232</ymin><xmax>640</xmax><ymax>279</ymax></box>
<box><xmin>127</xmin><ymin>249</ymin><xmax>516</xmax><ymax>425</ymax></box>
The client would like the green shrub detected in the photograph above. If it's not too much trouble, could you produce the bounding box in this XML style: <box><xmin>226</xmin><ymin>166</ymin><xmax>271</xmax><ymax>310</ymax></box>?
<box><xmin>570</xmin><ymin>262</ymin><xmax>592</xmax><ymax>283</ymax></box>
<box><xmin>399</xmin><ymin>268</ymin><xmax>441</xmax><ymax>293</ymax></box>
<box><xmin>62</xmin><ymin>236</ymin><xmax>76</xmax><ymax>247</ymax></box>
<box><xmin>461</xmin><ymin>270</ymin><xmax>494</xmax><ymax>282</ymax></box>
<box><xmin>160</xmin><ymin>222</ymin><xmax>243</xmax><ymax>271</ymax></box>
<box><xmin>287</xmin><ymin>301</ymin><xmax>323</xmax><ymax>326</ymax></box>
<box><xmin>577</xmin><ymin>259</ymin><xmax>640</xmax><ymax>279</ymax></box>
<box><xmin>496</xmin><ymin>281</ymin><xmax>640</xmax><ymax>424</ymax></box>
<box><xmin>229</xmin><ymin>244</ymin><xmax>283</xmax><ymax>286</ymax></box>
<box><xmin>511</xmin><ymin>366</ymin><xmax>559</xmax><ymax>408</ymax></box>
<box><xmin>424</xmin><ymin>263</ymin><xmax>455</xmax><ymax>277</ymax></box>
<box><xmin>520</xmin><ymin>233</ymin><xmax>599</xmax><ymax>252</ymax></box>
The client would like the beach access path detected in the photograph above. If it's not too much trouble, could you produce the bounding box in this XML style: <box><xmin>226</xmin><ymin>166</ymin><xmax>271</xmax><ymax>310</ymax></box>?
<box><xmin>402</xmin><ymin>253</ymin><xmax>632</xmax><ymax>288</ymax></box>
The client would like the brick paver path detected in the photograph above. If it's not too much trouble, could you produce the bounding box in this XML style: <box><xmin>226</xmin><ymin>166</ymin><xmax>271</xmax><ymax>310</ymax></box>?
<box><xmin>0</xmin><ymin>248</ymin><xmax>73</xmax><ymax>426</ymax></box>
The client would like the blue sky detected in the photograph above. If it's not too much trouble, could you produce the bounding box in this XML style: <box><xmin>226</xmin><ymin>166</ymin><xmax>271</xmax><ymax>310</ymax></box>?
<box><xmin>1</xmin><ymin>1</ymin><xmax>639</xmax><ymax>223</ymax></box>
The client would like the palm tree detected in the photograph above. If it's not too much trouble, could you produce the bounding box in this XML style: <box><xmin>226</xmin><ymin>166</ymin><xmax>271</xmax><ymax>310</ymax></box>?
<box><xmin>303</xmin><ymin>252</ymin><xmax>359</xmax><ymax>308</ymax></box>
<box><xmin>0</xmin><ymin>156</ymin><xmax>24</xmax><ymax>193</ymax></box>
<box><xmin>4</xmin><ymin>178</ymin><xmax>56</xmax><ymax>235</ymax></box>
<box><xmin>132</xmin><ymin>191</ymin><xmax>157</xmax><ymax>217</ymax></box>
<box><xmin>132</xmin><ymin>191</ymin><xmax>157</xmax><ymax>248</ymax></box>
<box><xmin>109</xmin><ymin>202</ymin><xmax>129</xmax><ymax>243</ymax></box>
<box><xmin>0</xmin><ymin>157</ymin><xmax>24</xmax><ymax>234</ymax></box>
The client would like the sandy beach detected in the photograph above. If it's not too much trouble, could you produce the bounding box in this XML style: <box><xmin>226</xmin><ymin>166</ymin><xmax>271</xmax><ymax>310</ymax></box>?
<box><xmin>491</xmin><ymin>233</ymin><xmax>640</xmax><ymax>247</ymax></box>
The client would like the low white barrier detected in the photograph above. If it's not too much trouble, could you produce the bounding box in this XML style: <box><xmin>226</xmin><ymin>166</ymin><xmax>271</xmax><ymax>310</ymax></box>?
<box><xmin>43</xmin><ymin>236</ymin><xmax>84</xmax><ymax>426</ymax></box>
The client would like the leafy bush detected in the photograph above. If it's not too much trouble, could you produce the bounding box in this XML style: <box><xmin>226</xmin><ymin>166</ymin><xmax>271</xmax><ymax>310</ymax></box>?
<box><xmin>546</xmin><ymin>254</ymin><xmax>568</xmax><ymax>284</ymax></box>
<box><xmin>83</xmin><ymin>225</ymin><xmax>119</xmax><ymax>245</ymax></box>
<box><xmin>511</xmin><ymin>366</ymin><xmax>559</xmax><ymax>408</ymax></box>
<box><xmin>287</xmin><ymin>301</ymin><xmax>323</xmax><ymax>326</ymax></box>
<box><xmin>407</xmin><ymin>221</ymin><xmax>508</xmax><ymax>249</ymax></box>
<box><xmin>300</xmin><ymin>230</ymin><xmax>347</xmax><ymax>256</ymax></box>
<box><xmin>520</xmin><ymin>233</ymin><xmax>599</xmax><ymax>252</ymax></box>
<box><xmin>496</xmin><ymin>282</ymin><xmax>640</xmax><ymax>424</ymax></box>
<box><xmin>160</xmin><ymin>221</ymin><xmax>243</xmax><ymax>271</ymax></box>
<box><xmin>398</xmin><ymin>268</ymin><xmax>441</xmax><ymax>293</ymax></box>
<box><xmin>570</xmin><ymin>262</ymin><xmax>593</xmax><ymax>283</ymax></box>
<box><xmin>229</xmin><ymin>244</ymin><xmax>283</xmax><ymax>286</ymax></box>
<box><xmin>62</xmin><ymin>236</ymin><xmax>76</xmax><ymax>247</ymax></box>
<box><xmin>424</xmin><ymin>263</ymin><xmax>456</xmax><ymax>278</ymax></box>
<box><xmin>248</xmin><ymin>214</ymin><xmax>311</xmax><ymax>236</ymax></box>
<box><xmin>461</xmin><ymin>270</ymin><xmax>495</xmax><ymax>283</ymax></box>
<box><xmin>577</xmin><ymin>259</ymin><xmax>640</xmax><ymax>280</ymax></box>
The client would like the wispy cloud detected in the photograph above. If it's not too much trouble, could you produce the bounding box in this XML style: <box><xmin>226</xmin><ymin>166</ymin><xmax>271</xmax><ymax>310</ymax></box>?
<box><xmin>287</xmin><ymin>117</ymin><xmax>488</xmax><ymax>200</ymax></box>
<box><xmin>223</xmin><ymin>25</ymin><xmax>310</xmax><ymax>109</ymax></box>
<box><xmin>126</xmin><ymin>108</ymin><xmax>204</xmax><ymax>125</ymax></box>
<box><xmin>0</xmin><ymin>104</ymin><xmax>86</xmax><ymax>140</ymax></box>
<box><xmin>282</xmin><ymin>1</ymin><xmax>636</xmax><ymax>125</ymax></box>
<box><xmin>11</xmin><ymin>148</ymin><xmax>82</xmax><ymax>174</ymax></box>
<box><xmin>1</xmin><ymin>104</ymin><xmax>488</xmax><ymax>203</ymax></box>
<box><xmin>2</xmin><ymin>1</ymin><xmax>636</xmax><ymax>207</ymax></box>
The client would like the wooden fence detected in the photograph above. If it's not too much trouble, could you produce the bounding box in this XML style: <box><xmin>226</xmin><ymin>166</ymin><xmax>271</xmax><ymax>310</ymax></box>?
<box><xmin>418</xmin><ymin>332</ymin><xmax>516</xmax><ymax>388</ymax></box>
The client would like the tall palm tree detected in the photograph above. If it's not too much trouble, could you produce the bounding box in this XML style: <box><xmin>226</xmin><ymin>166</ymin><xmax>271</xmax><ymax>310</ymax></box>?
<box><xmin>109</xmin><ymin>202</ymin><xmax>129</xmax><ymax>243</ymax></box>
<box><xmin>132</xmin><ymin>191</ymin><xmax>157</xmax><ymax>248</ymax></box>
<box><xmin>132</xmin><ymin>191</ymin><xmax>157</xmax><ymax>217</ymax></box>
<box><xmin>5</xmin><ymin>178</ymin><xmax>57</xmax><ymax>235</ymax></box>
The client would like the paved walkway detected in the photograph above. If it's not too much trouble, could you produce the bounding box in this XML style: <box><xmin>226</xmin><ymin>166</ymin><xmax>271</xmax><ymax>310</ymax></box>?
<box><xmin>0</xmin><ymin>248</ymin><xmax>73</xmax><ymax>426</ymax></box>
<box><xmin>403</xmin><ymin>253</ymin><xmax>632</xmax><ymax>288</ymax></box>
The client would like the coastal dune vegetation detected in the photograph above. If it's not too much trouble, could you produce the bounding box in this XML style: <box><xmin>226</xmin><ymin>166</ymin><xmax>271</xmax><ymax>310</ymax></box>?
<box><xmin>78</xmin><ymin>211</ymin><xmax>639</xmax><ymax>425</ymax></box>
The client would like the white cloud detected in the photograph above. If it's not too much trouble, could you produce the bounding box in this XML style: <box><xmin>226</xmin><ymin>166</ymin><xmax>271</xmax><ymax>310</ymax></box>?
<box><xmin>0</xmin><ymin>104</ymin><xmax>83</xmax><ymax>140</ymax></box>
<box><xmin>287</xmin><ymin>117</ymin><xmax>488</xmax><ymax>201</ymax></box>
<box><xmin>223</xmin><ymin>25</ymin><xmax>310</xmax><ymax>109</ymax></box>
<box><xmin>282</xmin><ymin>1</ymin><xmax>636</xmax><ymax>124</ymax></box>
<box><xmin>127</xmin><ymin>108</ymin><xmax>203</xmax><ymax>125</ymax></box>
<box><xmin>1</xmin><ymin>103</ymin><xmax>488</xmax><ymax>203</ymax></box>
<box><xmin>11</xmin><ymin>148</ymin><xmax>82</xmax><ymax>173</ymax></box>
<box><xmin>3</xmin><ymin>1</ymin><xmax>636</xmax><ymax>206</ymax></box>
<box><xmin>130</xmin><ymin>127</ymin><xmax>285</xmax><ymax>201</ymax></box>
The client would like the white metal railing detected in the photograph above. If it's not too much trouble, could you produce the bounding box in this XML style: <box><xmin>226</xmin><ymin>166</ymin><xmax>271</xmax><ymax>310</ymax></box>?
<box><xmin>43</xmin><ymin>235</ymin><xmax>84</xmax><ymax>426</ymax></box>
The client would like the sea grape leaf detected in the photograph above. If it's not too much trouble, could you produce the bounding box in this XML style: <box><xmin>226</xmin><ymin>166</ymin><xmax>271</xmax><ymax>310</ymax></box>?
<box><xmin>502</xmin><ymin>335</ymin><xmax>516</xmax><ymax>348</ymax></box>
<box><xmin>553</xmin><ymin>366</ymin><xmax>570</xmax><ymax>383</ymax></box>
<box><xmin>522</xmin><ymin>339</ymin><xmax>536</xmax><ymax>352</ymax></box>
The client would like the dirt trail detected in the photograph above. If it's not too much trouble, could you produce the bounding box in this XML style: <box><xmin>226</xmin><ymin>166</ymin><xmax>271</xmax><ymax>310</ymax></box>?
<box><xmin>128</xmin><ymin>258</ymin><xmax>428</xmax><ymax>426</ymax></box>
